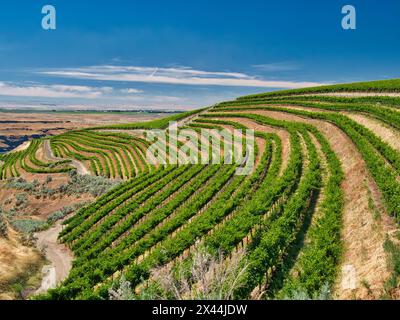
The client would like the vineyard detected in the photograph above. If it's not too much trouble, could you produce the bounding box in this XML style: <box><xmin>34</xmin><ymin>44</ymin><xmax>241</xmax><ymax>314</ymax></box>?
<box><xmin>5</xmin><ymin>79</ymin><xmax>400</xmax><ymax>300</ymax></box>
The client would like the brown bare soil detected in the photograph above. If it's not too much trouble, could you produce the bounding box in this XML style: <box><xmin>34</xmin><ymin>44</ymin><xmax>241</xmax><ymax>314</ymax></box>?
<box><xmin>34</xmin><ymin>219</ymin><xmax>73</xmax><ymax>294</ymax></box>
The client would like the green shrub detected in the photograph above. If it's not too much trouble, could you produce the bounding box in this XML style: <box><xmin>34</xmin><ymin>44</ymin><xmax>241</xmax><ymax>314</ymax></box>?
<box><xmin>15</xmin><ymin>193</ymin><xmax>28</xmax><ymax>207</ymax></box>
<box><xmin>47</xmin><ymin>202</ymin><xmax>89</xmax><ymax>225</ymax></box>
<box><xmin>57</xmin><ymin>171</ymin><xmax>120</xmax><ymax>197</ymax></box>
<box><xmin>11</xmin><ymin>219</ymin><xmax>47</xmax><ymax>234</ymax></box>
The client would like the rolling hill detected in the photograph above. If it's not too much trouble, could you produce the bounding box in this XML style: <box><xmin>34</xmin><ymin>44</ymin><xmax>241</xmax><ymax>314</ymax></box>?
<box><xmin>2</xmin><ymin>79</ymin><xmax>400</xmax><ymax>300</ymax></box>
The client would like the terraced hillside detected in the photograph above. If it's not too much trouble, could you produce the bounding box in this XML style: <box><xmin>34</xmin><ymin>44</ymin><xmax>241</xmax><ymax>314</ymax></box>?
<box><xmin>25</xmin><ymin>79</ymin><xmax>400</xmax><ymax>300</ymax></box>
<box><xmin>0</xmin><ymin>110</ymin><xmax>201</xmax><ymax>180</ymax></box>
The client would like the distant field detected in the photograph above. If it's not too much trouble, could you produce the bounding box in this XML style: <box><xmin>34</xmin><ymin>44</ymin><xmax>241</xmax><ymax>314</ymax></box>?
<box><xmin>0</xmin><ymin>110</ymin><xmax>177</xmax><ymax>153</ymax></box>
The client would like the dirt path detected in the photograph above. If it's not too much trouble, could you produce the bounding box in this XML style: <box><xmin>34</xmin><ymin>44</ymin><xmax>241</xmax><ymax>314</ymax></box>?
<box><xmin>220</xmin><ymin>109</ymin><xmax>396</xmax><ymax>299</ymax></box>
<box><xmin>34</xmin><ymin>219</ymin><xmax>73</xmax><ymax>295</ymax></box>
<box><xmin>343</xmin><ymin>112</ymin><xmax>400</xmax><ymax>152</ymax></box>
<box><xmin>43</xmin><ymin>140</ymin><xmax>90</xmax><ymax>175</ymax></box>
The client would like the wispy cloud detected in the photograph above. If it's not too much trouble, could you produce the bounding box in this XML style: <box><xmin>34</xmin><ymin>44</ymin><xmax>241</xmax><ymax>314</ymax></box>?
<box><xmin>0</xmin><ymin>82</ymin><xmax>112</xmax><ymax>98</ymax></box>
<box><xmin>120</xmin><ymin>88</ymin><xmax>144</xmax><ymax>94</ymax></box>
<box><xmin>118</xmin><ymin>94</ymin><xmax>183</xmax><ymax>103</ymax></box>
<box><xmin>252</xmin><ymin>62</ymin><xmax>301</xmax><ymax>72</ymax></box>
<box><xmin>39</xmin><ymin>65</ymin><xmax>323</xmax><ymax>88</ymax></box>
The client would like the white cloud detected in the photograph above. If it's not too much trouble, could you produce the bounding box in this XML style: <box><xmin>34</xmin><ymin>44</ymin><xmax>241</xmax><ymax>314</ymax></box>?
<box><xmin>0</xmin><ymin>82</ymin><xmax>111</xmax><ymax>98</ymax></box>
<box><xmin>120</xmin><ymin>88</ymin><xmax>144</xmax><ymax>94</ymax></box>
<box><xmin>119</xmin><ymin>95</ymin><xmax>183</xmax><ymax>103</ymax></box>
<box><xmin>39</xmin><ymin>65</ymin><xmax>323</xmax><ymax>88</ymax></box>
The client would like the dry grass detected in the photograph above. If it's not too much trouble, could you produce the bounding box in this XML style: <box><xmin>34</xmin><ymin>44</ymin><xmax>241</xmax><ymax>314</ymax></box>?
<box><xmin>140</xmin><ymin>248</ymin><xmax>249</xmax><ymax>300</ymax></box>
<box><xmin>0</xmin><ymin>229</ymin><xmax>44</xmax><ymax>299</ymax></box>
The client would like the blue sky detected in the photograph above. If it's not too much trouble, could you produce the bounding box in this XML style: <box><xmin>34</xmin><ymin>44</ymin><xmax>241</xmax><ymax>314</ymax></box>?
<box><xmin>0</xmin><ymin>0</ymin><xmax>399</xmax><ymax>110</ymax></box>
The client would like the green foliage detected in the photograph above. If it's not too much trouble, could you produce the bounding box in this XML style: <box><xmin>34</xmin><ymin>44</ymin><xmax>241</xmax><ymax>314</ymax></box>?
<box><xmin>283</xmin><ymin>283</ymin><xmax>331</xmax><ymax>300</ymax></box>
<box><xmin>236</xmin><ymin>78</ymin><xmax>400</xmax><ymax>99</ymax></box>
<box><xmin>11</xmin><ymin>219</ymin><xmax>47</xmax><ymax>234</ymax></box>
<box><xmin>60</xmin><ymin>170</ymin><xmax>120</xmax><ymax>197</ymax></box>
<box><xmin>33</xmin><ymin>79</ymin><xmax>400</xmax><ymax>300</ymax></box>
<box><xmin>382</xmin><ymin>237</ymin><xmax>400</xmax><ymax>298</ymax></box>
<box><xmin>47</xmin><ymin>202</ymin><xmax>89</xmax><ymax>225</ymax></box>
<box><xmin>88</xmin><ymin>108</ymin><xmax>205</xmax><ymax>130</ymax></box>
<box><xmin>209</xmin><ymin>107</ymin><xmax>400</xmax><ymax>221</ymax></box>
<box><xmin>0</xmin><ymin>139</ymin><xmax>74</xmax><ymax>180</ymax></box>
<box><xmin>15</xmin><ymin>192</ymin><xmax>28</xmax><ymax>207</ymax></box>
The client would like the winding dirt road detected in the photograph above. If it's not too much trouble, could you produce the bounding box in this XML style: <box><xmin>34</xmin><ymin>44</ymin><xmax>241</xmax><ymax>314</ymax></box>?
<box><xmin>43</xmin><ymin>140</ymin><xmax>90</xmax><ymax>175</ymax></box>
<box><xmin>33</xmin><ymin>140</ymin><xmax>90</xmax><ymax>295</ymax></box>
<box><xmin>34</xmin><ymin>220</ymin><xmax>73</xmax><ymax>294</ymax></box>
